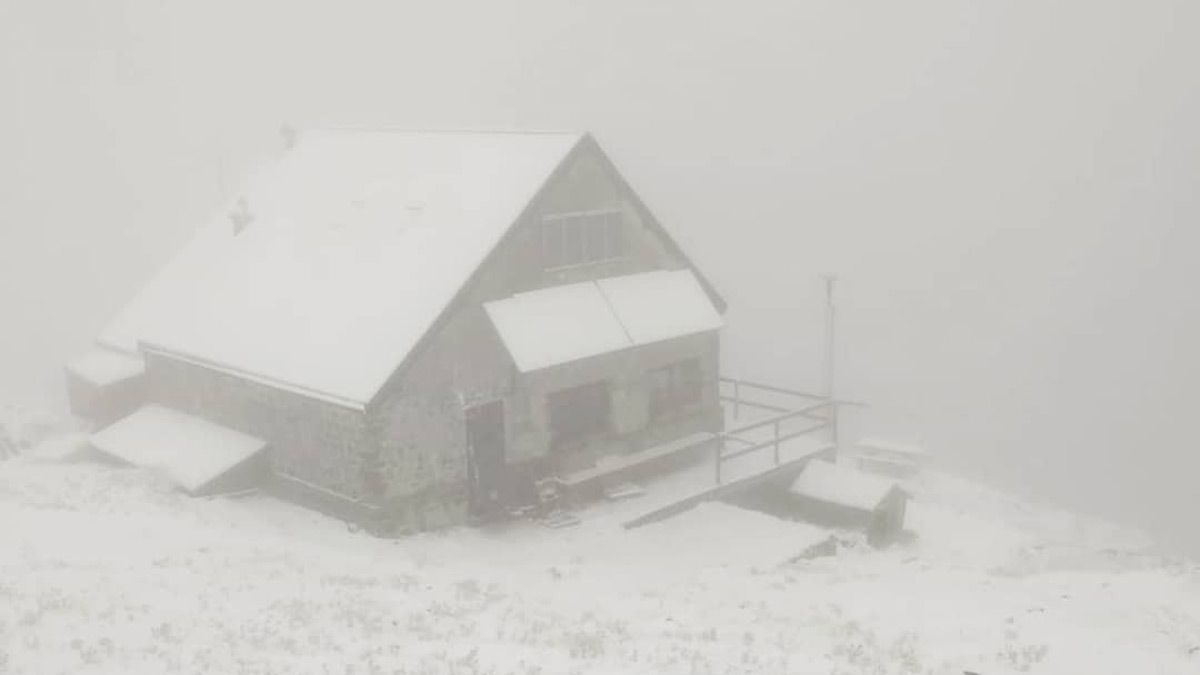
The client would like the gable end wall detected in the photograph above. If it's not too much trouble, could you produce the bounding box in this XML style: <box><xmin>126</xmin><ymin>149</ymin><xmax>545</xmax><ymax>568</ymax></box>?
<box><xmin>364</xmin><ymin>141</ymin><xmax>723</xmax><ymax>529</ymax></box>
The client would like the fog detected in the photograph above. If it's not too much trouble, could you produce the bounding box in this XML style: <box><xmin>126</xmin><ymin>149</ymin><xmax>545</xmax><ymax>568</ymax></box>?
<box><xmin>3</xmin><ymin>0</ymin><xmax>1197</xmax><ymax>557</ymax></box>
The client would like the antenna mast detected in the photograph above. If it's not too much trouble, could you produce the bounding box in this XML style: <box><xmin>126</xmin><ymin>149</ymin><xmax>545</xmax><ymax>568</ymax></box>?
<box><xmin>822</xmin><ymin>275</ymin><xmax>838</xmax><ymax>450</ymax></box>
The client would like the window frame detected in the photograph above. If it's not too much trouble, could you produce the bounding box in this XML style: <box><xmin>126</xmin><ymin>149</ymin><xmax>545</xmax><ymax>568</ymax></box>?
<box><xmin>541</xmin><ymin>208</ymin><xmax>627</xmax><ymax>271</ymax></box>
<box><xmin>647</xmin><ymin>358</ymin><xmax>704</xmax><ymax>420</ymax></box>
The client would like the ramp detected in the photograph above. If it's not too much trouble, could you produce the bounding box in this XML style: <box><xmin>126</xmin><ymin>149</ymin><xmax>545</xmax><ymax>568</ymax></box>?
<box><xmin>620</xmin><ymin>379</ymin><xmax>843</xmax><ymax>529</ymax></box>
<box><xmin>90</xmin><ymin>405</ymin><xmax>268</xmax><ymax>495</ymax></box>
<box><xmin>621</xmin><ymin>433</ymin><xmax>834</xmax><ymax>529</ymax></box>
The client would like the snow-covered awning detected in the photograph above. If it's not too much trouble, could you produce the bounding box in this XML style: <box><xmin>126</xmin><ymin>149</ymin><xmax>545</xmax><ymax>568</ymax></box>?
<box><xmin>65</xmin><ymin>348</ymin><xmax>145</xmax><ymax>387</ymax></box>
<box><xmin>484</xmin><ymin>269</ymin><xmax>723</xmax><ymax>372</ymax></box>
<box><xmin>90</xmin><ymin>405</ymin><xmax>267</xmax><ymax>494</ymax></box>
<box><xmin>789</xmin><ymin>460</ymin><xmax>900</xmax><ymax>512</ymax></box>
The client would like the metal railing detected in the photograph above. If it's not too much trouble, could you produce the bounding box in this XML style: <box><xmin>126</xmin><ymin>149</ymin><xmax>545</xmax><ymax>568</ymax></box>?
<box><xmin>713</xmin><ymin>377</ymin><xmax>836</xmax><ymax>485</ymax></box>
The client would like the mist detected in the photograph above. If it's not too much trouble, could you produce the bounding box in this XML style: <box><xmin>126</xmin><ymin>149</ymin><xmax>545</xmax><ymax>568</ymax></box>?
<box><xmin>3</xmin><ymin>0</ymin><xmax>1198</xmax><ymax>566</ymax></box>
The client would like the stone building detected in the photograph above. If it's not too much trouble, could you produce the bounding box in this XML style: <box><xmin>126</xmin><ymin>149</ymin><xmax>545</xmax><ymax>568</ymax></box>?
<box><xmin>68</xmin><ymin>130</ymin><xmax>727</xmax><ymax>532</ymax></box>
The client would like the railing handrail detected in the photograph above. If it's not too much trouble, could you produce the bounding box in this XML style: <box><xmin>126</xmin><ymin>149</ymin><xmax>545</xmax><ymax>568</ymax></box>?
<box><xmin>722</xmin><ymin>400</ymin><xmax>831</xmax><ymax>437</ymax></box>
<box><xmin>712</xmin><ymin>374</ymin><xmax>865</xmax><ymax>485</ymax></box>
<box><xmin>718</xmin><ymin>422</ymin><xmax>829</xmax><ymax>463</ymax></box>
<box><xmin>718</xmin><ymin>376</ymin><xmax>827</xmax><ymax>401</ymax></box>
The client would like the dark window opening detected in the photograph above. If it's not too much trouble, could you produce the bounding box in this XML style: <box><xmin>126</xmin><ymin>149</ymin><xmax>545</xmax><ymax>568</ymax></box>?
<box><xmin>547</xmin><ymin>380</ymin><xmax>612</xmax><ymax>448</ymax></box>
<box><xmin>648</xmin><ymin>358</ymin><xmax>703</xmax><ymax>419</ymax></box>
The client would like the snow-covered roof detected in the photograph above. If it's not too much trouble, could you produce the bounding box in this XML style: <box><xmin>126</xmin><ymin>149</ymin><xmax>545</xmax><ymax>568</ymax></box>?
<box><xmin>65</xmin><ymin>348</ymin><xmax>145</xmax><ymax>387</ymax></box>
<box><xmin>90</xmin><ymin>405</ymin><xmax>267</xmax><ymax>494</ymax></box>
<box><xmin>483</xmin><ymin>279</ymin><xmax>631</xmax><ymax>373</ymax></box>
<box><xmin>595</xmin><ymin>269</ymin><xmax>725</xmax><ymax>345</ymax></box>
<box><xmin>112</xmin><ymin>129</ymin><xmax>583</xmax><ymax>407</ymax></box>
<box><xmin>97</xmin><ymin>220</ymin><xmax>235</xmax><ymax>355</ymax></box>
<box><xmin>484</xmin><ymin>269</ymin><xmax>723</xmax><ymax>372</ymax></box>
<box><xmin>788</xmin><ymin>460</ymin><xmax>900</xmax><ymax>512</ymax></box>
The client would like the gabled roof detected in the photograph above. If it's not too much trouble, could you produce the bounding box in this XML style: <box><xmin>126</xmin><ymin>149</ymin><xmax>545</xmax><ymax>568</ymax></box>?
<box><xmin>122</xmin><ymin>130</ymin><xmax>583</xmax><ymax>407</ymax></box>
<box><xmin>93</xmin><ymin>129</ymin><xmax>722</xmax><ymax>409</ymax></box>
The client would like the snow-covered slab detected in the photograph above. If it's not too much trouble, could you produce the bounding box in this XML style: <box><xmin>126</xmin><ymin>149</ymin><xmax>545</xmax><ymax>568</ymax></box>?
<box><xmin>857</xmin><ymin>437</ymin><xmax>928</xmax><ymax>457</ymax></box>
<box><xmin>596</xmin><ymin>269</ymin><xmax>723</xmax><ymax>345</ymax></box>
<box><xmin>90</xmin><ymin>405</ymin><xmax>266</xmax><ymax>494</ymax></box>
<box><xmin>65</xmin><ymin>348</ymin><xmax>145</xmax><ymax>387</ymax></box>
<box><xmin>484</xmin><ymin>280</ymin><xmax>632</xmax><ymax>372</ymax></box>
<box><xmin>789</xmin><ymin>459</ymin><xmax>898</xmax><ymax>512</ymax></box>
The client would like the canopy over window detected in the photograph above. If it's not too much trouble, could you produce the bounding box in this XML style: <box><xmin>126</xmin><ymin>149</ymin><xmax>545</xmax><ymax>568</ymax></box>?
<box><xmin>484</xmin><ymin>269</ymin><xmax>723</xmax><ymax>373</ymax></box>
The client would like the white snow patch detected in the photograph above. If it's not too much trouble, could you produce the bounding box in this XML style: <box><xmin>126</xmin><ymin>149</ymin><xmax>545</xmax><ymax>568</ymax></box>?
<box><xmin>2</xmin><ymin>427</ymin><xmax>1199</xmax><ymax>675</ymax></box>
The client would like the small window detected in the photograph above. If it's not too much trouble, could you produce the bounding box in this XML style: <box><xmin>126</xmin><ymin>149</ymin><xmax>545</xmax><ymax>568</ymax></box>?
<box><xmin>541</xmin><ymin>209</ymin><xmax>625</xmax><ymax>269</ymax></box>
<box><xmin>648</xmin><ymin>358</ymin><xmax>703</xmax><ymax>419</ymax></box>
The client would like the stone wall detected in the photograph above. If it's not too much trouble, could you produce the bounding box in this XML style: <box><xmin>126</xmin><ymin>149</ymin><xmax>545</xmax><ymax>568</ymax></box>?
<box><xmin>142</xmin><ymin>352</ymin><xmax>372</xmax><ymax>504</ymax></box>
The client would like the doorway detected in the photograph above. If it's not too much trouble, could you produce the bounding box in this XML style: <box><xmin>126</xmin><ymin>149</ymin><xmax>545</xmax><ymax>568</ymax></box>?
<box><xmin>465</xmin><ymin>400</ymin><xmax>506</xmax><ymax>514</ymax></box>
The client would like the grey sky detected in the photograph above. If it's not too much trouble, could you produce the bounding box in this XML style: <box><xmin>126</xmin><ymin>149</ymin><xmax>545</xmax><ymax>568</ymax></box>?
<box><xmin>2</xmin><ymin>0</ymin><xmax>1197</xmax><ymax>550</ymax></box>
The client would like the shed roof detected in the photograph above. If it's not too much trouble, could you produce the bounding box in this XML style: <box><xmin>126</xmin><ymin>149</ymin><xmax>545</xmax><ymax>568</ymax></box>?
<box><xmin>484</xmin><ymin>269</ymin><xmax>723</xmax><ymax>372</ymax></box>
<box><xmin>789</xmin><ymin>460</ymin><xmax>900</xmax><ymax>512</ymax></box>
<box><xmin>90</xmin><ymin>405</ymin><xmax>267</xmax><ymax>494</ymax></box>
<box><xmin>113</xmin><ymin>129</ymin><xmax>584</xmax><ymax>407</ymax></box>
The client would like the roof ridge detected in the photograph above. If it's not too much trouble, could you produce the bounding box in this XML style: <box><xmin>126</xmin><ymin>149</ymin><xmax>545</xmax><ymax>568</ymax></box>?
<box><xmin>306</xmin><ymin>125</ymin><xmax>584</xmax><ymax>137</ymax></box>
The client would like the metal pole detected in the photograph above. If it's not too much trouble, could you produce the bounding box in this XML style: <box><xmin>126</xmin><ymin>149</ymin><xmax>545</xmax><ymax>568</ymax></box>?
<box><xmin>822</xmin><ymin>275</ymin><xmax>839</xmax><ymax>451</ymax></box>
<box><xmin>714</xmin><ymin>437</ymin><xmax>723</xmax><ymax>485</ymax></box>
<box><xmin>773</xmin><ymin>419</ymin><xmax>780</xmax><ymax>465</ymax></box>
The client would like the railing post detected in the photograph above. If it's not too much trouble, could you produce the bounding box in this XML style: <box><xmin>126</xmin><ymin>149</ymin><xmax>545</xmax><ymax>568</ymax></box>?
<box><xmin>773</xmin><ymin>419</ymin><xmax>780</xmax><ymax>465</ymax></box>
<box><xmin>829</xmin><ymin>400</ymin><xmax>838</xmax><ymax>449</ymax></box>
<box><xmin>714</xmin><ymin>436</ymin><xmax>723</xmax><ymax>485</ymax></box>
<box><xmin>732</xmin><ymin>380</ymin><xmax>740</xmax><ymax>420</ymax></box>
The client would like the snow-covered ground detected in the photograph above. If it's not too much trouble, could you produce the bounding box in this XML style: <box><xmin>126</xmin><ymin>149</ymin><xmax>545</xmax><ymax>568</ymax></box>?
<box><xmin>2</xmin><ymin>420</ymin><xmax>1199</xmax><ymax>674</ymax></box>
